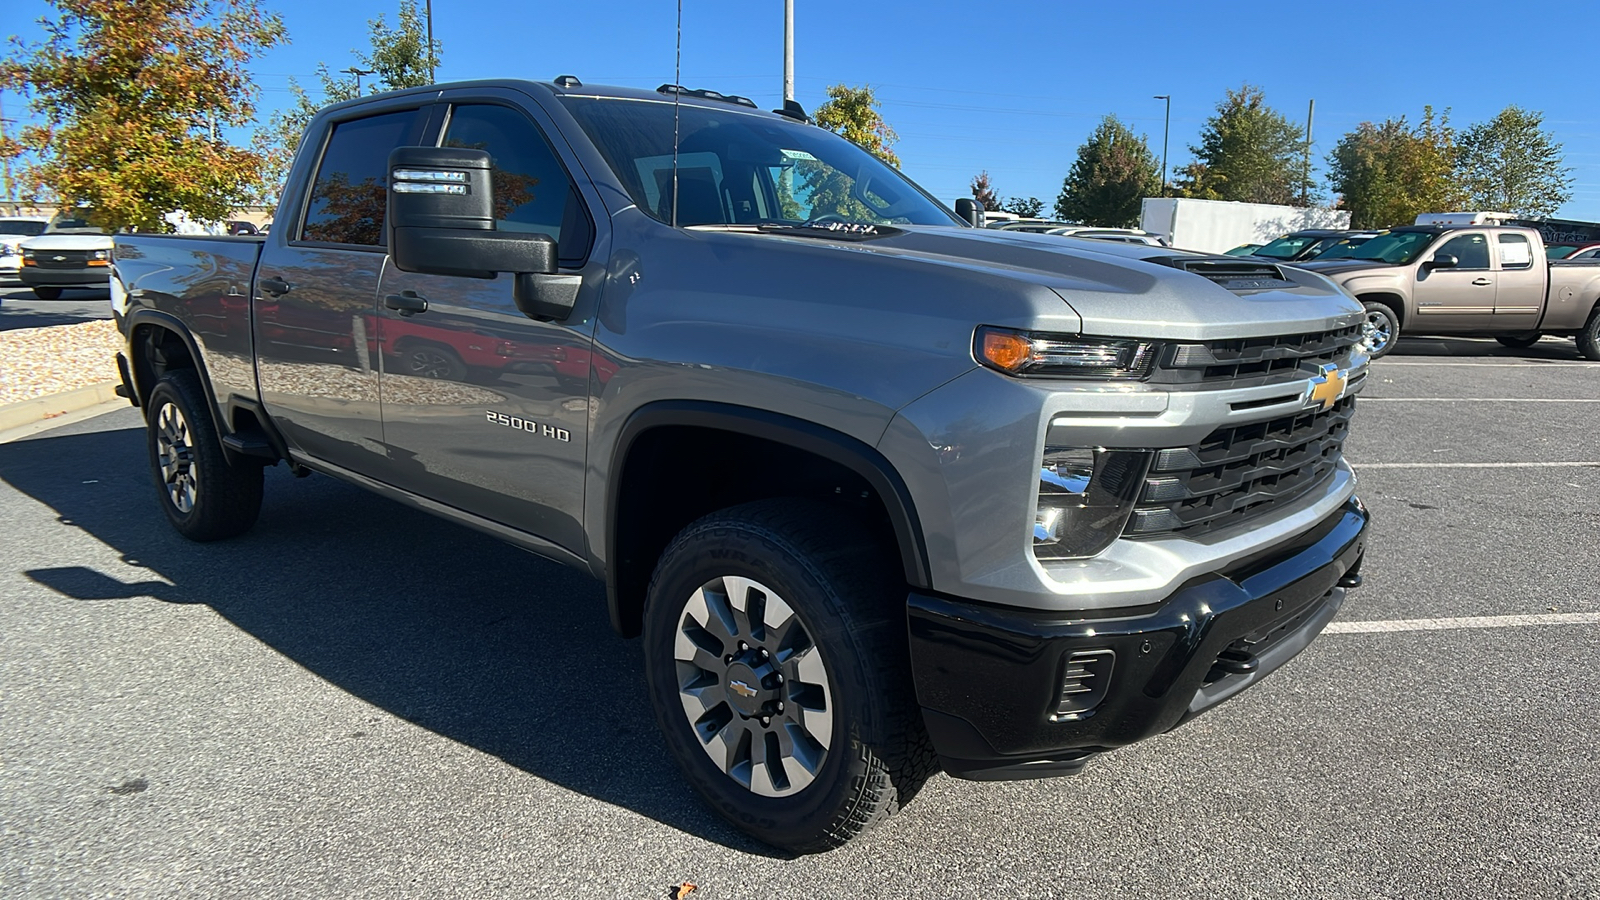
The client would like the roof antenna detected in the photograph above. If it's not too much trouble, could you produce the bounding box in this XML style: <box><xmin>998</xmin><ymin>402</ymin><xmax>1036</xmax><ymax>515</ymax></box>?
<box><xmin>671</xmin><ymin>0</ymin><xmax>682</xmax><ymax>228</ymax></box>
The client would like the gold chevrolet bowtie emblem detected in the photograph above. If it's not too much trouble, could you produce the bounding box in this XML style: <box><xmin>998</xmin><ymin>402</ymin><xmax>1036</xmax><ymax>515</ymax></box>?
<box><xmin>727</xmin><ymin>680</ymin><xmax>758</xmax><ymax>699</ymax></box>
<box><xmin>1305</xmin><ymin>363</ymin><xmax>1348</xmax><ymax>412</ymax></box>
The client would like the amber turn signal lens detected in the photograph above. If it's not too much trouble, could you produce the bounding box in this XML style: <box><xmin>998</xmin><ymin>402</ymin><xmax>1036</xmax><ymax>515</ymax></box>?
<box><xmin>87</xmin><ymin>259</ymin><xmax>110</xmax><ymax>267</ymax></box>
<box><xmin>979</xmin><ymin>329</ymin><xmax>1032</xmax><ymax>372</ymax></box>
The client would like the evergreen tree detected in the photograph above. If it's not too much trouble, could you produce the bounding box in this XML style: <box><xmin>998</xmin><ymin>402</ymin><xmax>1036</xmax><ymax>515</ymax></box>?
<box><xmin>1054</xmin><ymin>115</ymin><xmax>1161</xmax><ymax>227</ymax></box>
<box><xmin>1178</xmin><ymin>85</ymin><xmax>1305</xmax><ymax>205</ymax></box>
<box><xmin>970</xmin><ymin>171</ymin><xmax>1001</xmax><ymax>211</ymax></box>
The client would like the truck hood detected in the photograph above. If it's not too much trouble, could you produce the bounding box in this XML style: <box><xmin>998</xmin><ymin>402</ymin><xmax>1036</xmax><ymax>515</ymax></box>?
<box><xmin>1295</xmin><ymin>259</ymin><xmax>1396</xmax><ymax>277</ymax></box>
<box><xmin>20</xmin><ymin>233</ymin><xmax>114</xmax><ymax>251</ymax></box>
<box><xmin>804</xmin><ymin>225</ymin><xmax>1364</xmax><ymax>340</ymax></box>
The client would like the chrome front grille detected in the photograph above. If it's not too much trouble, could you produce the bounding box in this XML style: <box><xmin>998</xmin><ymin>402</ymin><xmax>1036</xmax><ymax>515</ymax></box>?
<box><xmin>1126</xmin><ymin>395</ymin><xmax>1355</xmax><ymax>537</ymax></box>
<box><xmin>1149</xmin><ymin>325</ymin><xmax>1364</xmax><ymax>388</ymax></box>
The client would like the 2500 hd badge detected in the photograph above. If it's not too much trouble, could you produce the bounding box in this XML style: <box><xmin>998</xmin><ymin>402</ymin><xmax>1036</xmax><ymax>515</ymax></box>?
<box><xmin>486</xmin><ymin>410</ymin><xmax>571</xmax><ymax>442</ymax></box>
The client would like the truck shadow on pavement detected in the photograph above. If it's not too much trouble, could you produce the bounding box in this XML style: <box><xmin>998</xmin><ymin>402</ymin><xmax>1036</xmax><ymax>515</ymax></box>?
<box><xmin>1</xmin><ymin>417</ymin><xmax>782</xmax><ymax>857</ymax></box>
<box><xmin>1389</xmin><ymin>335</ymin><xmax>1588</xmax><ymax>360</ymax></box>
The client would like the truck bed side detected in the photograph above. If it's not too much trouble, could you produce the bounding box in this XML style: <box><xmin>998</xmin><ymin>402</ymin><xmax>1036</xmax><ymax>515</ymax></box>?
<box><xmin>1544</xmin><ymin>259</ymin><xmax>1600</xmax><ymax>330</ymax></box>
<box><xmin>113</xmin><ymin>234</ymin><xmax>265</xmax><ymax>437</ymax></box>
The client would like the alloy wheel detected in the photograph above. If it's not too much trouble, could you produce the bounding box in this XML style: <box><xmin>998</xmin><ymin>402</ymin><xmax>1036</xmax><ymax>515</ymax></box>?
<box><xmin>673</xmin><ymin>575</ymin><xmax>834</xmax><ymax>797</ymax></box>
<box><xmin>155</xmin><ymin>401</ymin><xmax>197</xmax><ymax>513</ymax></box>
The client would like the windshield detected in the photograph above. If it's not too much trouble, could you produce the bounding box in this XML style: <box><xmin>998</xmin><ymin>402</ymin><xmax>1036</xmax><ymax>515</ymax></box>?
<box><xmin>1347</xmin><ymin>231</ymin><xmax>1435</xmax><ymax>265</ymax></box>
<box><xmin>561</xmin><ymin>97</ymin><xmax>958</xmax><ymax>228</ymax></box>
<box><xmin>0</xmin><ymin>219</ymin><xmax>47</xmax><ymax>237</ymax></box>
<box><xmin>1253</xmin><ymin>234</ymin><xmax>1323</xmax><ymax>260</ymax></box>
<box><xmin>1310</xmin><ymin>237</ymin><xmax>1371</xmax><ymax>260</ymax></box>
<box><xmin>45</xmin><ymin>214</ymin><xmax>108</xmax><ymax>235</ymax></box>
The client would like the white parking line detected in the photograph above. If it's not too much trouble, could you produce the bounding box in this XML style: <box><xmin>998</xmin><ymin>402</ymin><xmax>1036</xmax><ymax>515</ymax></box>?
<box><xmin>1360</xmin><ymin>398</ymin><xmax>1600</xmax><ymax>403</ymax></box>
<box><xmin>1326</xmin><ymin>612</ymin><xmax>1600</xmax><ymax>634</ymax></box>
<box><xmin>1376</xmin><ymin>361</ymin><xmax>1600</xmax><ymax>367</ymax></box>
<box><xmin>1352</xmin><ymin>461</ymin><xmax>1600</xmax><ymax>469</ymax></box>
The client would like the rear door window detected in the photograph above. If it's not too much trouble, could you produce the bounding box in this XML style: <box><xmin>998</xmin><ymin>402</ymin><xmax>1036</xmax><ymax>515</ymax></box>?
<box><xmin>301</xmin><ymin>108</ymin><xmax>430</xmax><ymax>247</ymax></box>
<box><xmin>1496</xmin><ymin>234</ymin><xmax>1533</xmax><ymax>270</ymax></box>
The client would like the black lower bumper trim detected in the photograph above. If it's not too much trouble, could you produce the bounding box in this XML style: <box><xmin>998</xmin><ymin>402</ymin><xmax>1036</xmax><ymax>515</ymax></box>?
<box><xmin>19</xmin><ymin>268</ymin><xmax>110</xmax><ymax>288</ymax></box>
<box><xmin>910</xmin><ymin>497</ymin><xmax>1368</xmax><ymax>781</ymax></box>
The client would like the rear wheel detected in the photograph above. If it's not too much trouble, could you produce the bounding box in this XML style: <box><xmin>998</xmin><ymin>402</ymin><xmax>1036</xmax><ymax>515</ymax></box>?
<box><xmin>642</xmin><ymin>500</ymin><xmax>935</xmax><ymax>853</ymax></box>
<box><xmin>1578</xmin><ymin>310</ymin><xmax>1600</xmax><ymax>361</ymax></box>
<box><xmin>1362</xmin><ymin>301</ymin><xmax>1400</xmax><ymax>358</ymax></box>
<box><xmin>1495</xmin><ymin>333</ymin><xmax>1541</xmax><ymax>349</ymax></box>
<box><xmin>31</xmin><ymin>286</ymin><xmax>63</xmax><ymax>301</ymax></box>
<box><xmin>145</xmin><ymin>370</ymin><xmax>263</xmax><ymax>541</ymax></box>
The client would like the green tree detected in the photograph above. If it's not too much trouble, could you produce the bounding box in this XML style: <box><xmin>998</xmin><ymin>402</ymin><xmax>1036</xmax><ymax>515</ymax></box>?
<box><xmin>363</xmin><ymin>0</ymin><xmax>441</xmax><ymax>92</ymax></box>
<box><xmin>1004</xmin><ymin>196</ymin><xmax>1044</xmax><ymax>217</ymax></box>
<box><xmin>1054</xmin><ymin>115</ymin><xmax>1161</xmax><ymax>227</ymax></box>
<box><xmin>0</xmin><ymin>0</ymin><xmax>286</xmax><ymax>231</ymax></box>
<box><xmin>1327</xmin><ymin>107</ymin><xmax>1465</xmax><ymax>229</ymax></box>
<box><xmin>251</xmin><ymin>1</ymin><xmax>443</xmax><ymax>207</ymax></box>
<box><xmin>1177</xmin><ymin>84</ymin><xmax>1305</xmax><ymax>205</ymax></box>
<box><xmin>812</xmin><ymin>84</ymin><xmax>899</xmax><ymax>167</ymax></box>
<box><xmin>1456</xmin><ymin>105</ymin><xmax>1573</xmax><ymax>217</ymax></box>
<box><xmin>970</xmin><ymin>171</ymin><xmax>1001</xmax><ymax>211</ymax></box>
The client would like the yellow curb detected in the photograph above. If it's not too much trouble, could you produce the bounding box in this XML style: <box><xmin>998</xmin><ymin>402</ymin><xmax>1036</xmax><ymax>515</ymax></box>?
<box><xmin>0</xmin><ymin>381</ymin><xmax>123</xmax><ymax>434</ymax></box>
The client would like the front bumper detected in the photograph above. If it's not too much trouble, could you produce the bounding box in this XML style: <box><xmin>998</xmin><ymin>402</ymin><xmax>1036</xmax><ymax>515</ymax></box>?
<box><xmin>908</xmin><ymin>496</ymin><xmax>1368</xmax><ymax>780</ymax></box>
<box><xmin>19</xmin><ymin>267</ymin><xmax>111</xmax><ymax>289</ymax></box>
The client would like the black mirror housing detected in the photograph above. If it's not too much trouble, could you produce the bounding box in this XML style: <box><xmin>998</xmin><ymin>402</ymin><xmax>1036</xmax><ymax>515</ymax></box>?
<box><xmin>385</xmin><ymin>146</ymin><xmax>579</xmax><ymax>320</ymax></box>
<box><xmin>954</xmin><ymin>198</ymin><xmax>983</xmax><ymax>227</ymax></box>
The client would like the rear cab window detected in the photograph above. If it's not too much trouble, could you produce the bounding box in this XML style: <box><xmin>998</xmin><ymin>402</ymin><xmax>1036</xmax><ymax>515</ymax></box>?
<box><xmin>300</xmin><ymin>108</ymin><xmax>432</xmax><ymax>247</ymax></box>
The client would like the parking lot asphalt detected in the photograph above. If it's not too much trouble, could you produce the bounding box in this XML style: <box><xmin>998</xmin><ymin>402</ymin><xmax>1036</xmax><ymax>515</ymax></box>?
<box><xmin>0</xmin><ymin>282</ymin><xmax>113</xmax><ymax>331</ymax></box>
<box><xmin>1</xmin><ymin>335</ymin><xmax>1597</xmax><ymax>899</ymax></box>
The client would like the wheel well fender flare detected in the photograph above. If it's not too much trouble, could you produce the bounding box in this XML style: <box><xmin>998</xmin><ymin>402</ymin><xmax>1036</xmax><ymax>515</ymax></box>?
<box><xmin>124</xmin><ymin>309</ymin><xmax>228</xmax><ymax>439</ymax></box>
<box><xmin>604</xmin><ymin>400</ymin><xmax>933</xmax><ymax>635</ymax></box>
<box><xmin>1355</xmin><ymin>292</ymin><xmax>1406</xmax><ymax>327</ymax></box>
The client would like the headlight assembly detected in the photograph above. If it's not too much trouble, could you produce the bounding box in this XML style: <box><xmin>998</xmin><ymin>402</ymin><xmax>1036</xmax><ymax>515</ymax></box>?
<box><xmin>976</xmin><ymin>326</ymin><xmax>1158</xmax><ymax>379</ymax></box>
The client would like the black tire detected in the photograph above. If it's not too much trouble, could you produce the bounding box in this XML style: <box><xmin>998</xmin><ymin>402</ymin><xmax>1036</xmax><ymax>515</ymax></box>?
<box><xmin>1578</xmin><ymin>309</ymin><xmax>1600</xmax><ymax>361</ymax></box>
<box><xmin>31</xmin><ymin>286</ymin><xmax>63</xmax><ymax>301</ymax></box>
<box><xmin>397</xmin><ymin>342</ymin><xmax>466</xmax><ymax>381</ymax></box>
<box><xmin>1495</xmin><ymin>333</ymin><xmax>1542</xmax><ymax>349</ymax></box>
<box><xmin>145</xmin><ymin>370</ymin><xmax>264</xmax><ymax>541</ymax></box>
<box><xmin>642</xmin><ymin>500</ymin><xmax>936</xmax><ymax>853</ymax></box>
<box><xmin>1362</xmin><ymin>301</ymin><xmax>1400</xmax><ymax>359</ymax></box>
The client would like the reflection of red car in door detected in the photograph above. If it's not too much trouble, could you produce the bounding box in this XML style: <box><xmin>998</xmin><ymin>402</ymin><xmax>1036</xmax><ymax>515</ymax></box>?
<box><xmin>374</xmin><ymin>313</ymin><xmax>615</xmax><ymax>388</ymax></box>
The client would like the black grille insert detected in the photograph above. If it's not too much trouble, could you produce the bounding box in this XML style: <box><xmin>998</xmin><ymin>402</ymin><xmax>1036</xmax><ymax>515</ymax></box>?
<box><xmin>1127</xmin><ymin>395</ymin><xmax>1354</xmax><ymax>537</ymax></box>
<box><xmin>1149</xmin><ymin>324</ymin><xmax>1364</xmax><ymax>388</ymax></box>
<box><xmin>33</xmin><ymin>249</ymin><xmax>92</xmax><ymax>269</ymax></box>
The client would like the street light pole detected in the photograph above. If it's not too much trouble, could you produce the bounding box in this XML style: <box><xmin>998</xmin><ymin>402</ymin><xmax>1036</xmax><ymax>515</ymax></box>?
<box><xmin>782</xmin><ymin>0</ymin><xmax>794</xmax><ymax>102</ymax></box>
<box><xmin>426</xmin><ymin>0</ymin><xmax>435</xmax><ymax>83</ymax></box>
<box><xmin>1153</xmin><ymin>95</ymin><xmax>1171</xmax><ymax>197</ymax></box>
<box><xmin>344</xmin><ymin>67</ymin><xmax>374</xmax><ymax>95</ymax></box>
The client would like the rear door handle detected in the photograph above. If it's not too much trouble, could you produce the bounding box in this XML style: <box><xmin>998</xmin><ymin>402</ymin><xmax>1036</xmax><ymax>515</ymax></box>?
<box><xmin>259</xmin><ymin>276</ymin><xmax>293</xmax><ymax>297</ymax></box>
<box><xmin>1471</xmin><ymin>278</ymin><xmax>1493</xmax><ymax>286</ymax></box>
<box><xmin>384</xmin><ymin>290</ymin><xmax>429</xmax><ymax>316</ymax></box>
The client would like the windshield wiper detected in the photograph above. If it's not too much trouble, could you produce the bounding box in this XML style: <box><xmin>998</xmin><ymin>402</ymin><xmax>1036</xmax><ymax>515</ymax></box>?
<box><xmin>755</xmin><ymin>222</ymin><xmax>903</xmax><ymax>241</ymax></box>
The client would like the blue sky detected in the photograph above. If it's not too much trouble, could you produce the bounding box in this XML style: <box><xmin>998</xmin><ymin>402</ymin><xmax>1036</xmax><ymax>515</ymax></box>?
<box><xmin>6</xmin><ymin>0</ymin><xmax>1598</xmax><ymax>220</ymax></box>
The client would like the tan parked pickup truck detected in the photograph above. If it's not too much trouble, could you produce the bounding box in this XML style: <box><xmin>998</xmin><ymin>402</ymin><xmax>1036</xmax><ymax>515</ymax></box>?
<box><xmin>1299</xmin><ymin>224</ymin><xmax>1600</xmax><ymax>358</ymax></box>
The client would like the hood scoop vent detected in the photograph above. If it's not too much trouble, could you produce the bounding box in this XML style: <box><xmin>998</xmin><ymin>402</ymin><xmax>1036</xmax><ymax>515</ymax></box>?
<box><xmin>1149</xmin><ymin>256</ymin><xmax>1298</xmax><ymax>293</ymax></box>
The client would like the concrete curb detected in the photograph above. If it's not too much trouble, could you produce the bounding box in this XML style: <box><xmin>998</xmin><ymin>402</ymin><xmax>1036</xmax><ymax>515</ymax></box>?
<box><xmin>0</xmin><ymin>381</ymin><xmax>122</xmax><ymax>433</ymax></box>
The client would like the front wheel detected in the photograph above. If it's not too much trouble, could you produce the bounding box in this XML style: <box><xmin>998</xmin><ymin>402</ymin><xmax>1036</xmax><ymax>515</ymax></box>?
<box><xmin>642</xmin><ymin>500</ymin><xmax>934</xmax><ymax>853</ymax></box>
<box><xmin>1496</xmin><ymin>333</ymin><xmax>1541</xmax><ymax>349</ymax></box>
<box><xmin>31</xmin><ymin>286</ymin><xmax>63</xmax><ymax>301</ymax></box>
<box><xmin>1362</xmin><ymin>301</ymin><xmax>1400</xmax><ymax>358</ymax></box>
<box><xmin>145</xmin><ymin>370</ymin><xmax>264</xmax><ymax>541</ymax></box>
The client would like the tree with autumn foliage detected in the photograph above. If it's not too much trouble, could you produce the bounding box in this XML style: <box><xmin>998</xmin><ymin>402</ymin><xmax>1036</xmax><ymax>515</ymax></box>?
<box><xmin>970</xmin><ymin>171</ymin><xmax>1001</xmax><ymax>211</ymax></box>
<box><xmin>1326</xmin><ymin>107</ymin><xmax>1466</xmax><ymax>229</ymax></box>
<box><xmin>1055</xmin><ymin>115</ymin><xmax>1161</xmax><ymax>227</ymax></box>
<box><xmin>813</xmin><ymin>84</ymin><xmax>900</xmax><ymax>167</ymax></box>
<box><xmin>252</xmin><ymin>0</ymin><xmax>443</xmax><ymax>207</ymax></box>
<box><xmin>0</xmin><ymin>0</ymin><xmax>286</xmax><ymax>231</ymax></box>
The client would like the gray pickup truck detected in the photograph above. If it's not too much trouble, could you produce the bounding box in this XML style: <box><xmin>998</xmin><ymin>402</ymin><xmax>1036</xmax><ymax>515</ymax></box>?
<box><xmin>111</xmin><ymin>78</ymin><xmax>1371</xmax><ymax>852</ymax></box>
<box><xmin>1300</xmin><ymin>224</ymin><xmax>1600</xmax><ymax>358</ymax></box>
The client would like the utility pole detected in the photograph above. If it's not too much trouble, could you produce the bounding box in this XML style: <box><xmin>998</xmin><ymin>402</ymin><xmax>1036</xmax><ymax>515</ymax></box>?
<box><xmin>344</xmin><ymin>67</ymin><xmax>374</xmax><ymax>94</ymax></box>
<box><xmin>1153</xmin><ymin>95</ymin><xmax>1171</xmax><ymax>197</ymax></box>
<box><xmin>1303</xmin><ymin>98</ymin><xmax>1315</xmax><ymax>207</ymax></box>
<box><xmin>426</xmin><ymin>0</ymin><xmax>436</xmax><ymax>83</ymax></box>
<box><xmin>782</xmin><ymin>0</ymin><xmax>794</xmax><ymax>102</ymax></box>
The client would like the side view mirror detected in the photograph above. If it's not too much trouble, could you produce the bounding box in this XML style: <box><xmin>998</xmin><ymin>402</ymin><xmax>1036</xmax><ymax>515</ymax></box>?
<box><xmin>386</xmin><ymin>146</ymin><xmax>581</xmax><ymax>321</ymax></box>
<box><xmin>1424</xmin><ymin>253</ymin><xmax>1459</xmax><ymax>271</ymax></box>
<box><xmin>954</xmin><ymin>198</ymin><xmax>983</xmax><ymax>227</ymax></box>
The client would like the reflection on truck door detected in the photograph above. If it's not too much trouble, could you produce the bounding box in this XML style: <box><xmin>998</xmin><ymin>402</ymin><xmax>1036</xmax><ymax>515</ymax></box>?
<box><xmin>371</xmin><ymin>99</ymin><xmax>601</xmax><ymax>553</ymax></box>
<box><xmin>1413</xmin><ymin>231</ymin><xmax>1495</xmax><ymax>329</ymax></box>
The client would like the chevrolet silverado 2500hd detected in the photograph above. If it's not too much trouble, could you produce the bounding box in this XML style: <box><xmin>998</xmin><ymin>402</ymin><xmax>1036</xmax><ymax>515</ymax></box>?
<box><xmin>1299</xmin><ymin>224</ymin><xmax>1600</xmax><ymax>358</ymax></box>
<box><xmin>111</xmin><ymin>79</ymin><xmax>1371</xmax><ymax>852</ymax></box>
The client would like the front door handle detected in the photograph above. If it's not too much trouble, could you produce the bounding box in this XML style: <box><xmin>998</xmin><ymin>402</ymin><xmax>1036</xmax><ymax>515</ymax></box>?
<box><xmin>384</xmin><ymin>290</ymin><xmax>429</xmax><ymax>316</ymax></box>
<box><xmin>1472</xmin><ymin>278</ymin><xmax>1493</xmax><ymax>286</ymax></box>
<box><xmin>259</xmin><ymin>276</ymin><xmax>293</xmax><ymax>297</ymax></box>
